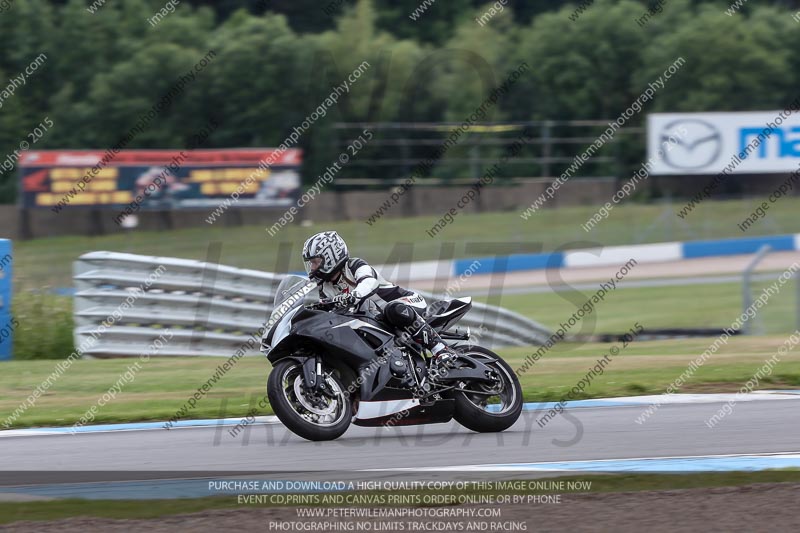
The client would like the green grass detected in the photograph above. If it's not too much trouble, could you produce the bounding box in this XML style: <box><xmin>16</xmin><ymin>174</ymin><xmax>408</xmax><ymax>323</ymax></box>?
<box><xmin>11</xmin><ymin>291</ymin><xmax>74</xmax><ymax>360</ymax></box>
<box><xmin>2</xmin><ymin>336</ymin><xmax>799</xmax><ymax>428</ymax></box>
<box><xmin>506</xmin><ymin>335</ymin><xmax>800</xmax><ymax>401</ymax></box>
<box><xmin>12</xmin><ymin>196</ymin><xmax>800</xmax><ymax>287</ymax></box>
<box><xmin>0</xmin><ymin>356</ymin><xmax>268</xmax><ymax>428</ymax></box>
<box><xmin>0</xmin><ymin>497</ymin><xmax>241</xmax><ymax>524</ymax></box>
<box><xmin>3</xmin><ymin>471</ymin><xmax>800</xmax><ymax>524</ymax></box>
<box><xmin>492</xmin><ymin>279</ymin><xmax>800</xmax><ymax>335</ymax></box>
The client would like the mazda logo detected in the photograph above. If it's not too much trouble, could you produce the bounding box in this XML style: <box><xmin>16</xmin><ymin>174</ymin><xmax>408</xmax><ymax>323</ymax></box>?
<box><xmin>660</xmin><ymin>119</ymin><xmax>722</xmax><ymax>170</ymax></box>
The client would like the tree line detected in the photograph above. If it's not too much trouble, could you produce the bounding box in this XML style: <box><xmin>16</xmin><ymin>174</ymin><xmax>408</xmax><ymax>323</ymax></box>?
<box><xmin>1</xmin><ymin>0</ymin><xmax>799</xmax><ymax>202</ymax></box>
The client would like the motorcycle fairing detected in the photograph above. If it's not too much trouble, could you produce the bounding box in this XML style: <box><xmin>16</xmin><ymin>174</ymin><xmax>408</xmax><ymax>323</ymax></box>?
<box><xmin>353</xmin><ymin>398</ymin><xmax>455</xmax><ymax>427</ymax></box>
<box><xmin>268</xmin><ymin>308</ymin><xmax>410</xmax><ymax>402</ymax></box>
<box><xmin>425</xmin><ymin>297</ymin><xmax>472</xmax><ymax>331</ymax></box>
<box><xmin>267</xmin><ymin>310</ymin><xmax>393</xmax><ymax>367</ymax></box>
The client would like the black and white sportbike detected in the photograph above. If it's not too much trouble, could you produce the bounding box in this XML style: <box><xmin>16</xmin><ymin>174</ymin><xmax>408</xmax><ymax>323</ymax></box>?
<box><xmin>262</xmin><ymin>275</ymin><xmax>523</xmax><ymax>441</ymax></box>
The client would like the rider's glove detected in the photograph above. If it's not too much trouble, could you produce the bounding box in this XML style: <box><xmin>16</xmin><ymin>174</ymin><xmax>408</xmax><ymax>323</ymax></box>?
<box><xmin>331</xmin><ymin>293</ymin><xmax>355</xmax><ymax>307</ymax></box>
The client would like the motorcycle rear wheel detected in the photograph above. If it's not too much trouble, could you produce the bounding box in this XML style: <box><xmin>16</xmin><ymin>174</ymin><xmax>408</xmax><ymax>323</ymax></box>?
<box><xmin>452</xmin><ymin>346</ymin><xmax>523</xmax><ymax>433</ymax></box>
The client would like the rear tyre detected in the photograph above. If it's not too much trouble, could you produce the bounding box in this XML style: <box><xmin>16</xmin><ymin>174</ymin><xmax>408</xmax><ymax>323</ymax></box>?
<box><xmin>267</xmin><ymin>358</ymin><xmax>352</xmax><ymax>441</ymax></box>
<box><xmin>452</xmin><ymin>346</ymin><xmax>523</xmax><ymax>433</ymax></box>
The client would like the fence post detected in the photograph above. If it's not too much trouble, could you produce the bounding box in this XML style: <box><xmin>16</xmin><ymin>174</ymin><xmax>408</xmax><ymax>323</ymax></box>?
<box><xmin>741</xmin><ymin>244</ymin><xmax>771</xmax><ymax>335</ymax></box>
<box><xmin>541</xmin><ymin>120</ymin><xmax>552</xmax><ymax>178</ymax></box>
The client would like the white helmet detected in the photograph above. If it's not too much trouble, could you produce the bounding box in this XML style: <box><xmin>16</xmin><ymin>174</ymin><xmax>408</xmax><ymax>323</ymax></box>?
<box><xmin>302</xmin><ymin>231</ymin><xmax>349</xmax><ymax>281</ymax></box>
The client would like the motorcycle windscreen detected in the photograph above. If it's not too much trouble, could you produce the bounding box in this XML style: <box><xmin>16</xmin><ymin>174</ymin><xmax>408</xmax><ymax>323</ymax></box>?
<box><xmin>264</xmin><ymin>276</ymin><xmax>316</xmax><ymax>346</ymax></box>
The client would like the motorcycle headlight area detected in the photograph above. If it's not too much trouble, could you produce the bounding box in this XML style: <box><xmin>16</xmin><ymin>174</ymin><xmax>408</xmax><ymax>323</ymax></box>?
<box><xmin>269</xmin><ymin>307</ymin><xmax>300</xmax><ymax>348</ymax></box>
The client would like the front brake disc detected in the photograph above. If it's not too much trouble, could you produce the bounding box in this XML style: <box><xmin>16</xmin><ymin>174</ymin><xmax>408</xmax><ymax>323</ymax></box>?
<box><xmin>293</xmin><ymin>376</ymin><xmax>337</xmax><ymax>416</ymax></box>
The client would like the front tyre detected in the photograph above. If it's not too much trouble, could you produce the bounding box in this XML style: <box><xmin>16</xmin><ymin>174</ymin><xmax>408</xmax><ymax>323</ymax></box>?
<box><xmin>452</xmin><ymin>346</ymin><xmax>523</xmax><ymax>433</ymax></box>
<box><xmin>267</xmin><ymin>359</ymin><xmax>352</xmax><ymax>441</ymax></box>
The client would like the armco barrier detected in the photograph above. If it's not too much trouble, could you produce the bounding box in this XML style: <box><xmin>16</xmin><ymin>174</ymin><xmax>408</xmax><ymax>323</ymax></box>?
<box><xmin>73</xmin><ymin>252</ymin><xmax>552</xmax><ymax>358</ymax></box>
<box><xmin>0</xmin><ymin>239</ymin><xmax>12</xmax><ymax>360</ymax></box>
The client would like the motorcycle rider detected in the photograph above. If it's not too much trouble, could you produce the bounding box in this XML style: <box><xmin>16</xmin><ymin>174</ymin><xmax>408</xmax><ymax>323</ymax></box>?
<box><xmin>302</xmin><ymin>230</ymin><xmax>457</xmax><ymax>369</ymax></box>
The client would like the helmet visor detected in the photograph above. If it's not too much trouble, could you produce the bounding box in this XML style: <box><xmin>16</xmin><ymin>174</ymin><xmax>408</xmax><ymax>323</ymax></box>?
<box><xmin>304</xmin><ymin>256</ymin><xmax>324</xmax><ymax>276</ymax></box>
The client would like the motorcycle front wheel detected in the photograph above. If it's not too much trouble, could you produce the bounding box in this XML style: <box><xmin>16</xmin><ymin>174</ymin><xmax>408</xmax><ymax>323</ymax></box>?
<box><xmin>267</xmin><ymin>358</ymin><xmax>352</xmax><ymax>441</ymax></box>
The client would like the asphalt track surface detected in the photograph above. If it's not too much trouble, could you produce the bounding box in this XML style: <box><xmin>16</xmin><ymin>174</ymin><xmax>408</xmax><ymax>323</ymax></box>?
<box><xmin>2</xmin><ymin>400</ymin><xmax>798</xmax><ymax>474</ymax></box>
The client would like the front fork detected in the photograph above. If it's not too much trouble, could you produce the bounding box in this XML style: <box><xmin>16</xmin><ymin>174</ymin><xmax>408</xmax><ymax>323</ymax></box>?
<box><xmin>301</xmin><ymin>356</ymin><xmax>337</xmax><ymax>398</ymax></box>
<box><xmin>300</xmin><ymin>356</ymin><xmax>319</xmax><ymax>389</ymax></box>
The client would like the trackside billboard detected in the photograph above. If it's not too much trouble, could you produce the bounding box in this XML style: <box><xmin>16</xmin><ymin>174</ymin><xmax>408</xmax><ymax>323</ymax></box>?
<box><xmin>647</xmin><ymin>109</ymin><xmax>800</xmax><ymax>175</ymax></box>
<box><xmin>17</xmin><ymin>148</ymin><xmax>302</xmax><ymax>211</ymax></box>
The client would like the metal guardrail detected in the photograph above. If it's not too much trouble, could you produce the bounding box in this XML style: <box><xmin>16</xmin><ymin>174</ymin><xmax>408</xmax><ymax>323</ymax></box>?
<box><xmin>73</xmin><ymin>252</ymin><xmax>552</xmax><ymax>358</ymax></box>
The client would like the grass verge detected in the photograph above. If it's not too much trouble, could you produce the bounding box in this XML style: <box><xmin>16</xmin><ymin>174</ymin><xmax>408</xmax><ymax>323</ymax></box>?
<box><xmin>492</xmin><ymin>278</ymin><xmax>799</xmax><ymax>335</ymax></box>
<box><xmin>1</xmin><ymin>336</ymin><xmax>799</xmax><ymax>428</ymax></box>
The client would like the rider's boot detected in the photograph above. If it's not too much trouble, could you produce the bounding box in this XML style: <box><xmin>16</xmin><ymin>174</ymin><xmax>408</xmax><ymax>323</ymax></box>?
<box><xmin>409</xmin><ymin>320</ymin><xmax>458</xmax><ymax>373</ymax></box>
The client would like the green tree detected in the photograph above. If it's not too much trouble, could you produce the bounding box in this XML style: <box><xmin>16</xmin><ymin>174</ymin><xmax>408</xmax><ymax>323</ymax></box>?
<box><xmin>206</xmin><ymin>11</ymin><xmax>307</xmax><ymax>147</ymax></box>
<box><xmin>637</xmin><ymin>3</ymin><xmax>793</xmax><ymax>112</ymax></box>
<box><xmin>513</xmin><ymin>0</ymin><xmax>650</xmax><ymax>121</ymax></box>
